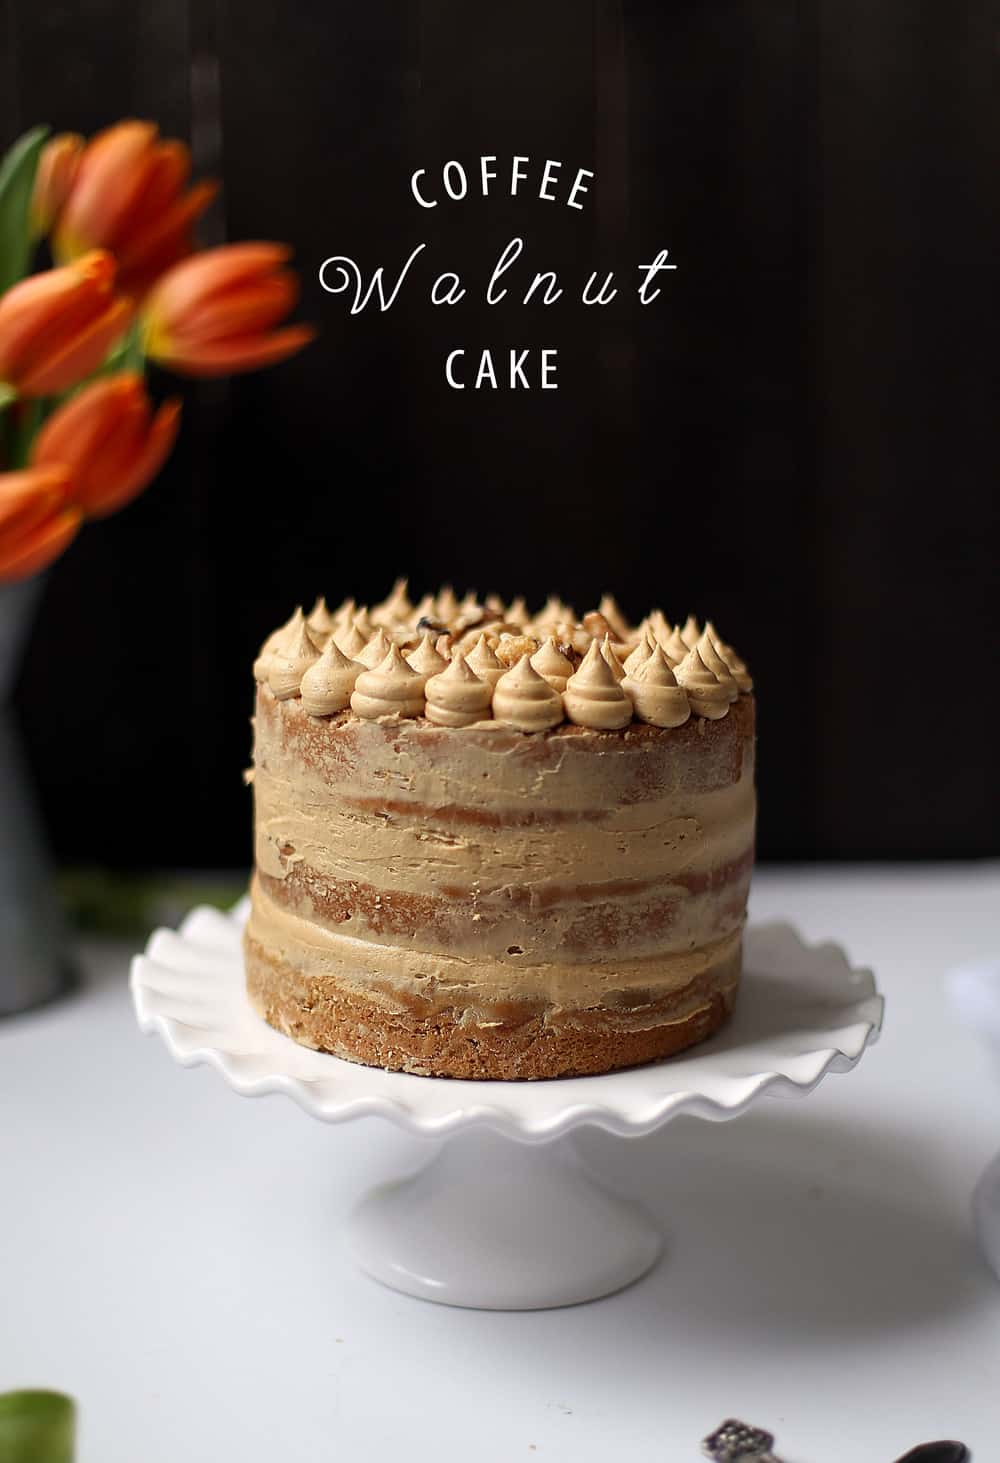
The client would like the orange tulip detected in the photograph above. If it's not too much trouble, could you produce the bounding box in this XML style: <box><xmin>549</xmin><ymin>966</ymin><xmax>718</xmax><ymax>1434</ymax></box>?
<box><xmin>0</xmin><ymin>467</ymin><xmax>81</xmax><ymax>581</ymax></box>
<box><xmin>32</xmin><ymin>373</ymin><xmax>181</xmax><ymax>519</ymax></box>
<box><xmin>0</xmin><ymin>251</ymin><xmax>131</xmax><ymax>399</ymax></box>
<box><xmin>141</xmin><ymin>243</ymin><xmax>315</xmax><ymax>377</ymax></box>
<box><xmin>53</xmin><ymin>120</ymin><xmax>217</xmax><ymax>299</ymax></box>
<box><xmin>30</xmin><ymin>133</ymin><xmax>84</xmax><ymax>238</ymax></box>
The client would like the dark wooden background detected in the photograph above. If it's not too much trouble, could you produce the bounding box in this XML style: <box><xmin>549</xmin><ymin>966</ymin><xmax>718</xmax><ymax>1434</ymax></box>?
<box><xmin>2</xmin><ymin>1</ymin><xmax>997</xmax><ymax>868</ymax></box>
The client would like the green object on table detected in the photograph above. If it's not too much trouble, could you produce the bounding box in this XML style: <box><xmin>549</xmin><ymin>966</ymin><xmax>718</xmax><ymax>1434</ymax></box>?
<box><xmin>59</xmin><ymin>867</ymin><xmax>246</xmax><ymax>937</ymax></box>
<box><xmin>0</xmin><ymin>1391</ymin><xmax>75</xmax><ymax>1463</ymax></box>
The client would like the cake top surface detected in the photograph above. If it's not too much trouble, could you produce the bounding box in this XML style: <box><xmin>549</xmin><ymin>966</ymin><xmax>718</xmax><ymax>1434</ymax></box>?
<box><xmin>254</xmin><ymin>581</ymin><xmax>752</xmax><ymax>732</ymax></box>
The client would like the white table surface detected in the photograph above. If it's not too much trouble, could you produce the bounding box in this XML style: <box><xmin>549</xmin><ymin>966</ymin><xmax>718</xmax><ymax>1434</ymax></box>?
<box><xmin>2</xmin><ymin>865</ymin><xmax>999</xmax><ymax>1463</ymax></box>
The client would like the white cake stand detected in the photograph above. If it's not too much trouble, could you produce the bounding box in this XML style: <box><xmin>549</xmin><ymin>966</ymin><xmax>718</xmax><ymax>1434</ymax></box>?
<box><xmin>130</xmin><ymin>903</ymin><xmax>882</xmax><ymax>1311</ymax></box>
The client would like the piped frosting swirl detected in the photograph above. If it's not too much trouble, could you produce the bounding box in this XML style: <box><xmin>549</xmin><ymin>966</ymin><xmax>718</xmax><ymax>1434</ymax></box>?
<box><xmin>493</xmin><ymin>655</ymin><xmax>564</xmax><ymax>732</ymax></box>
<box><xmin>424</xmin><ymin>652</ymin><xmax>492</xmax><ymax>727</ymax></box>
<box><xmin>372</xmin><ymin>577</ymin><xmax>412</xmax><ymax>626</ymax></box>
<box><xmin>530</xmin><ymin>636</ymin><xmax>574</xmax><ymax>692</ymax></box>
<box><xmin>406</xmin><ymin>633</ymin><xmax>449</xmax><ymax>688</ymax></box>
<box><xmin>306</xmin><ymin>596</ymin><xmax>335</xmax><ymax>641</ymax></box>
<box><xmin>680</xmin><ymin>614</ymin><xmax>701</xmax><ymax>650</ymax></box>
<box><xmin>601</xmin><ymin>635</ymin><xmax>627</xmax><ymax>683</ymax></box>
<box><xmin>696</xmin><ymin>630</ymin><xmax>739</xmax><ymax>702</ymax></box>
<box><xmin>350</xmin><ymin>644</ymin><xmax>426</xmax><ymax>720</ymax></box>
<box><xmin>356</xmin><ymin>626</ymin><xmax>392</xmax><ymax>670</ymax></box>
<box><xmin>598</xmin><ymin>594</ymin><xmax>632</xmax><ymax>642</ymax></box>
<box><xmin>467</xmin><ymin>633</ymin><xmax>505</xmax><ymax>688</ymax></box>
<box><xmin>661</xmin><ymin>625</ymin><xmax>691</xmax><ymax>667</ymax></box>
<box><xmin>623</xmin><ymin>627</ymin><xmax>656</xmax><ymax>676</ymax></box>
<box><xmin>335</xmin><ymin>617</ymin><xmax>370</xmax><ymax>659</ymax></box>
<box><xmin>268</xmin><ymin>620</ymin><xmax>319</xmax><ymax>700</ymax></box>
<box><xmin>255</xmin><ymin>589</ymin><xmax>753</xmax><ymax>730</ymax></box>
<box><xmin>623</xmin><ymin>645</ymin><xmax>691</xmax><ymax>728</ymax></box>
<box><xmin>674</xmin><ymin>645</ymin><xmax>730</xmax><ymax>719</ymax></box>
<box><xmin>706</xmin><ymin>620</ymin><xmax>753</xmax><ymax>693</ymax></box>
<box><xmin>563</xmin><ymin>640</ymin><xmax>634</xmax><ymax>730</ymax></box>
<box><xmin>254</xmin><ymin>606</ymin><xmax>304</xmax><ymax>683</ymax></box>
<box><xmin>300</xmin><ymin>636</ymin><xmax>362</xmax><ymax>715</ymax></box>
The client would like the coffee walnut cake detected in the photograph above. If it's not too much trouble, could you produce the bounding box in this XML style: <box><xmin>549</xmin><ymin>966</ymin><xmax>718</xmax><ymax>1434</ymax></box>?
<box><xmin>245</xmin><ymin>584</ymin><xmax>755</xmax><ymax>1080</ymax></box>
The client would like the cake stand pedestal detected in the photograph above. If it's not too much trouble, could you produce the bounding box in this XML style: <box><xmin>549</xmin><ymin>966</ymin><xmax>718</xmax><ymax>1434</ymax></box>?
<box><xmin>131</xmin><ymin>906</ymin><xmax>882</xmax><ymax>1311</ymax></box>
<box><xmin>348</xmin><ymin>1127</ymin><xmax>662</xmax><ymax>1308</ymax></box>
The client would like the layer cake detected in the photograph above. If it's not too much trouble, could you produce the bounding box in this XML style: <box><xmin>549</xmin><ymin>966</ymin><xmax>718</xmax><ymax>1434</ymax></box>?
<box><xmin>244</xmin><ymin>587</ymin><xmax>755</xmax><ymax>1080</ymax></box>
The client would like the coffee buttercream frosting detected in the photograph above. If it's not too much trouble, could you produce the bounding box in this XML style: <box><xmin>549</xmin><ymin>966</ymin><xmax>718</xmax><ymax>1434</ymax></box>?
<box><xmin>254</xmin><ymin>606</ymin><xmax>304</xmax><ymax>683</ymax></box>
<box><xmin>623</xmin><ymin>645</ymin><xmax>691</xmax><ymax>728</ymax></box>
<box><xmin>254</xmin><ymin>587</ymin><xmax>753</xmax><ymax>729</ymax></box>
<box><xmin>350</xmin><ymin>643</ymin><xmax>426</xmax><ymax>720</ymax></box>
<box><xmin>675</xmin><ymin>645</ymin><xmax>730</xmax><ymax>719</ymax></box>
<box><xmin>335</xmin><ymin>617</ymin><xmax>369</xmax><ymax>659</ymax></box>
<box><xmin>406</xmin><ymin>633</ymin><xmax>449</xmax><ymax>688</ymax></box>
<box><xmin>268</xmin><ymin>620</ymin><xmax>319</xmax><ymax>700</ymax></box>
<box><xmin>705</xmin><ymin>621</ymin><xmax>754</xmax><ymax>693</ymax></box>
<box><xmin>356</xmin><ymin>626</ymin><xmax>392</xmax><ymax>670</ymax></box>
<box><xmin>648</xmin><ymin>609</ymin><xmax>672</xmax><ymax>644</ymax></box>
<box><xmin>306</xmin><ymin>596</ymin><xmax>335</xmax><ymax>641</ymax></box>
<box><xmin>467</xmin><ymin>633</ymin><xmax>505</xmax><ymax>688</ymax></box>
<box><xmin>530</xmin><ymin>636</ymin><xmax>574</xmax><ymax>692</ymax></box>
<box><xmin>435</xmin><ymin>586</ymin><xmax>460</xmax><ymax>623</ymax></box>
<box><xmin>661</xmin><ymin>625</ymin><xmax>691</xmax><ymax>666</ymax></box>
<box><xmin>680</xmin><ymin>614</ymin><xmax>702</xmax><ymax>650</ymax></box>
<box><xmin>300</xmin><ymin>636</ymin><xmax>362</xmax><ymax>715</ymax></box>
<box><xmin>601</xmin><ymin>635</ymin><xmax>627</xmax><ymax>683</ymax></box>
<box><xmin>563</xmin><ymin>640</ymin><xmax>633</xmax><ymax>730</ymax></box>
<box><xmin>493</xmin><ymin>654</ymin><xmax>564</xmax><ymax>732</ymax></box>
<box><xmin>623</xmin><ymin>627</ymin><xmax>656</xmax><ymax>676</ymax></box>
<box><xmin>424</xmin><ymin>651</ymin><xmax>492</xmax><ymax>727</ymax></box>
<box><xmin>697</xmin><ymin>630</ymin><xmax>739</xmax><ymax>702</ymax></box>
<box><xmin>372</xmin><ymin>578</ymin><xmax>412</xmax><ymax>626</ymax></box>
<box><xmin>331</xmin><ymin>596</ymin><xmax>356</xmax><ymax>631</ymax></box>
<box><xmin>598</xmin><ymin>594</ymin><xmax>632</xmax><ymax>642</ymax></box>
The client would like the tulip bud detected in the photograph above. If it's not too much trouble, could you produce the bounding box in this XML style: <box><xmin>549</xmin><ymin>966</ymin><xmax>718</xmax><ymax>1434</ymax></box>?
<box><xmin>0</xmin><ymin>467</ymin><xmax>81</xmax><ymax>582</ymax></box>
<box><xmin>141</xmin><ymin>242</ymin><xmax>315</xmax><ymax>377</ymax></box>
<box><xmin>53</xmin><ymin>120</ymin><xmax>217</xmax><ymax>299</ymax></box>
<box><xmin>31</xmin><ymin>373</ymin><xmax>180</xmax><ymax>519</ymax></box>
<box><xmin>30</xmin><ymin>133</ymin><xmax>84</xmax><ymax>238</ymax></box>
<box><xmin>0</xmin><ymin>251</ymin><xmax>131</xmax><ymax>398</ymax></box>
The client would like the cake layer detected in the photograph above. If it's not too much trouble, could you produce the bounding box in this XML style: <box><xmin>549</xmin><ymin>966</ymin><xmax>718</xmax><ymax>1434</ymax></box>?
<box><xmin>247</xmin><ymin>874</ymin><xmax>743</xmax><ymax>1016</ymax></box>
<box><xmin>248</xmin><ymin>692</ymin><xmax>755</xmax><ymax>986</ymax></box>
<box><xmin>245</xmin><ymin>930</ymin><xmax>740</xmax><ymax>1080</ymax></box>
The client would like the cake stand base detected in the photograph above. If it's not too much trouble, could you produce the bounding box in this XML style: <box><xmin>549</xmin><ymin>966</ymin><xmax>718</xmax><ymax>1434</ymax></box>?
<box><xmin>348</xmin><ymin>1127</ymin><xmax>661</xmax><ymax>1309</ymax></box>
<box><xmin>132</xmin><ymin>908</ymin><xmax>883</xmax><ymax>1312</ymax></box>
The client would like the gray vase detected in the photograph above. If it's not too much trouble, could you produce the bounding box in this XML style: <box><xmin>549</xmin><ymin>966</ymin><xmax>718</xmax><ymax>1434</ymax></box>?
<box><xmin>0</xmin><ymin>577</ymin><xmax>72</xmax><ymax>1016</ymax></box>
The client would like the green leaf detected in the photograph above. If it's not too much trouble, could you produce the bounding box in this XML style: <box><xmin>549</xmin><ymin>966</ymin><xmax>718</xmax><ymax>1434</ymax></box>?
<box><xmin>94</xmin><ymin>321</ymin><xmax>145</xmax><ymax>380</ymax></box>
<box><xmin>0</xmin><ymin>126</ymin><xmax>51</xmax><ymax>295</ymax></box>
<box><xmin>0</xmin><ymin>382</ymin><xmax>17</xmax><ymax>412</ymax></box>
<box><xmin>0</xmin><ymin>1390</ymin><xmax>75</xmax><ymax>1463</ymax></box>
<box><xmin>120</xmin><ymin>320</ymin><xmax>145</xmax><ymax>373</ymax></box>
<box><xmin>10</xmin><ymin>397</ymin><xmax>43</xmax><ymax>468</ymax></box>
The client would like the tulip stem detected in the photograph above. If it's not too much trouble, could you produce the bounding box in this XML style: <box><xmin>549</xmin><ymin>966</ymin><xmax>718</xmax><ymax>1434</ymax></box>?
<box><xmin>0</xmin><ymin>383</ymin><xmax>15</xmax><ymax>470</ymax></box>
<box><xmin>122</xmin><ymin>321</ymin><xmax>145</xmax><ymax>373</ymax></box>
<box><xmin>101</xmin><ymin>322</ymin><xmax>145</xmax><ymax>379</ymax></box>
<box><xmin>10</xmin><ymin>397</ymin><xmax>42</xmax><ymax>469</ymax></box>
